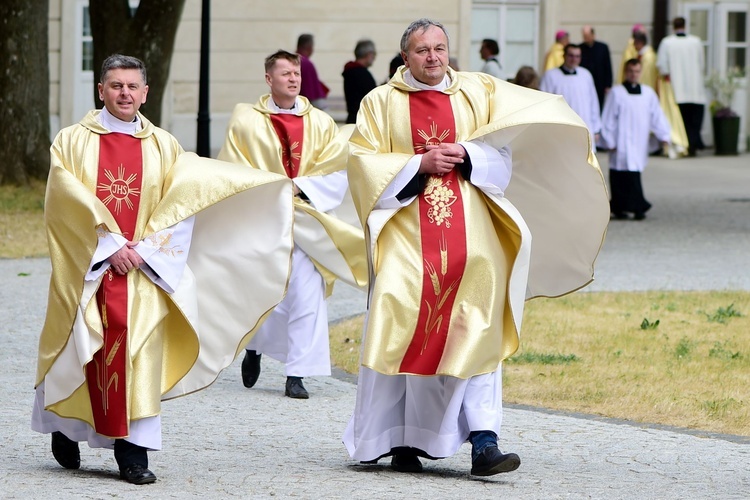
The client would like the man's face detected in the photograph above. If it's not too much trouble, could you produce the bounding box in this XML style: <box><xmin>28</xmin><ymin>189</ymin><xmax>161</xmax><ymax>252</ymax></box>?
<box><xmin>624</xmin><ymin>63</ymin><xmax>642</xmax><ymax>85</ymax></box>
<box><xmin>582</xmin><ymin>27</ymin><xmax>595</xmax><ymax>45</ymax></box>
<box><xmin>98</xmin><ymin>68</ymin><xmax>148</xmax><ymax>122</ymax></box>
<box><xmin>266</xmin><ymin>59</ymin><xmax>301</xmax><ymax>101</ymax></box>
<box><xmin>364</xmin><ymin>51</ymin><xmax>376</xmax><ymax>68</ymax></box>
<box><xmin>479</xmin><ymin>43</ymin><xmax>490</xmax><ymax>60</ymax></box>
<box><xmin>402</xmin><ymin>25</ymin><xmax>449</xmax><ymax>86</ymax></box>
<box><xmin>564</xmin><ymin>47</ymin><xmax>582</xmax><ymax>69</ymax></box>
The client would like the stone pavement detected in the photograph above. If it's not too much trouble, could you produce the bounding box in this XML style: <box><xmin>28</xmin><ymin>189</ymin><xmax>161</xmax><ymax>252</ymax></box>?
<box><xmin>1</xmin><ymin>153</ymin><xmax>749</xmax><ymax>499</ymax></box>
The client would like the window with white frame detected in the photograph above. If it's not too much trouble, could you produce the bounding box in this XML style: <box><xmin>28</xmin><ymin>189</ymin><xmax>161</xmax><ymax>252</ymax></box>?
<box><xmin>470</xmin><ymin>1</ymin><xmax>539</xmax><ymax>80</ymax></box>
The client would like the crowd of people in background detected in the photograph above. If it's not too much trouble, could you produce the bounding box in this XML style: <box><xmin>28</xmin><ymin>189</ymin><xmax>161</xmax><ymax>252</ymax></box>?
<box><xmin>319</xmin><ymin>18</ymin><xmax>701</xmax><ymax>222</ymax></box>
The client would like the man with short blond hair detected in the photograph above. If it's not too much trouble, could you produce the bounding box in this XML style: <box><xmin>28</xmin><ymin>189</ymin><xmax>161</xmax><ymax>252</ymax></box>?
<box><xmin>220</xmin><ymin>50</ymin><xmax>366</xmax><ymax>400</ymax></box>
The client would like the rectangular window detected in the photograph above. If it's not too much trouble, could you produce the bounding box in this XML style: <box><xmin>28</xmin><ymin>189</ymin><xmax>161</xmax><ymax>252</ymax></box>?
<box><xmin>81</xmin><ymin>6</ymin><xmax>93</xmax><ymax>71</ymax></box>
<box><xmin>688</xmin><ymin>7</ymin><xmax>712</xmax><ymax>76</ymax></box>
<box><xmin>470</xmin><ymin>1</ymin><xmax>539</xmax><ymax>79</ymax></box>
<box><xmin>726</xmin><ymin>11</ymin><xmax>747</xmax><ymax>75</ymax></box>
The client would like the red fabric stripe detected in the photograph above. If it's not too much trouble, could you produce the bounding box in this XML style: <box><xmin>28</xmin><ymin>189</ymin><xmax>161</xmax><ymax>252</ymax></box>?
<box><xmin>86</xmin><ymin>133</ymin><xmax>143</xmax><ymax>437</ymax></box>
<box><xmin>399</xmin><ymin>91</ymin><xmax>468</xmax><ymax>375</ymax></box>
<box><xmin>269</xmin><ymin>114</ymin><xmax>304</xmax><ymax>178</ymax></box>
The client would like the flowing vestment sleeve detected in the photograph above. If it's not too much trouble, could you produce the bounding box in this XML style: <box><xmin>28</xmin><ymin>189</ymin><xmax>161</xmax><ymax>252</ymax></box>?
<box><xmin>147</xmin><ymin>153</ymin><xmax>295</xmax><ymax>398</ymax></box>
<box><xmin>219</xmin><ymin>100</ymin><xmax>367</xmax><ymax>292</ymax></box>
<box><xmin>292</xmin><ymin>112</ymin><xmax>368</xmax><ymax>291</ymax></box>
<box><xmin>469</xmin><ymin>78</ymin><xmax>610</xmax><ymax>298</ymax></box>
<box><xmin>36</xmin><ymin>126</ymin><xmax>122</xmax><ymax>386</ymax></box>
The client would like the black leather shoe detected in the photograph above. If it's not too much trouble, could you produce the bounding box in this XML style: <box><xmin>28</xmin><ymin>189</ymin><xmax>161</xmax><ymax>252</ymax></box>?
<box><xmin>470</xmin><ymin>446</ymin><xmax>520</xmax><ymax>476</ymax></box>
<box><xmin>51</xmin><ymin>431</ymin><xmax>80</xmax><ymax>469</ymax></box>
<box><xmin>241</xmin><ymin>350</ymin><xmax>262</xmax><ymax>388</ymax></box>
<box><xmin>633</xmin><ymin>212</ymin><xmax>646</xmax><ymax>221</ymax></box>
<box><xmin>285</xmin><ymin>376</ymin><xmax>309</xmax><ymax>399</ymax></box>
<box><xmin>119</xmin><ymin>464</ymin><xmax>157</xmax><ymax>484</ymax></box>
<box><xmin>391</xmin><ymin>453</ymin><xmax>423</xmax><ymax>473</ymax></box>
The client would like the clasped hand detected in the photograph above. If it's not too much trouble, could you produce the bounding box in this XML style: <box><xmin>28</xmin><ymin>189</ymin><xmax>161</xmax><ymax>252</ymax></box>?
<box><xmin>419</xmin><ymin>143</ymin><xmax>465</xmax><ymax>175</ymax></box>
<box><xmin>107</xmin><ymin>241</ymin><xmax>144</xmax><ymax>275</ymax></box>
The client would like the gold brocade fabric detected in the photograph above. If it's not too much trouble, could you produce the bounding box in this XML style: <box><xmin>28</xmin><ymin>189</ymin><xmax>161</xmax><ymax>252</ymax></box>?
<box><xmin>639</xmin><ymin>46</ymin><xmax>659</xmax><ymax>90</ymax></box>
<box><xmin>218</xmin><ymin>95</ymin><xmax>367</xmax><ymax>293</ymax></box>
<box><xmin>38</xmin><ymin>111</ymin><xmax>295</xmax><ymax>432</ymax></box>
<box><xmin>543</xmin><ymin>42</ymin><xmax>565</xmax><ymax>72</ymax></box>
<box><xmin>349</xmin><ymin>68</ymin><xmax>609</xmax><ymax>378</ymax></box>
<box><xmin>617</xmin><ymin>39</ymin><xmax>639</xmax><ymax>84</ymax></box>
<box><xmin>658</xmin><ymin>77</ymin><xmax>690</xmax><ymax>157</ymax></box>
<box><xmin>39</xmin><ymin>111</ymin><xmax>189</xmax><ymax>428</ymax></box>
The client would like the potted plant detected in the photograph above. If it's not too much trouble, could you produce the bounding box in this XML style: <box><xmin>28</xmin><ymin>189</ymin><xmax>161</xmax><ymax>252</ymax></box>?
<box><xmin>705</xmin><ymin>67</ymin><xmax>743</xmax><ymax>155</ymax></box>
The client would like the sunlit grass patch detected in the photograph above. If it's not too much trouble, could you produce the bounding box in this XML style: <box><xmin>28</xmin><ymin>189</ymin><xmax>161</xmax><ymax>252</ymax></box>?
<box><xmin>330</xmin><ymin>291</ymin><xmax>750</xmax><ymax>436</ymax></box>
<box><xmin>506</xmin><ymin>351</ymin><xmax>579</xmax><ymax>365</ymax></box>
<box><xmin>0</xmin><ymin>180</ymin><xmax>47</xmax><ymax>258</ymax></box>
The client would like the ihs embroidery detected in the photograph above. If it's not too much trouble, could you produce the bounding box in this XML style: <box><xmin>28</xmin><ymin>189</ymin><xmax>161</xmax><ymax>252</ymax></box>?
<box><xmin>415</xmin><ymin>121</ymin><xmax>451</xmax><ymax>153</ymax></box>
<box><xmin>97</xmin><ymin>164</ymin><xmax>140</xmax><ymax>214</ymax></box>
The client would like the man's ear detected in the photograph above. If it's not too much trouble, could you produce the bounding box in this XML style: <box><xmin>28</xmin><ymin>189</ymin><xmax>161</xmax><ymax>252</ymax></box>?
<box><xmin>401</xmin><ymin>52</ymin><xmax>409</xmax><ymax>68</ymax></box>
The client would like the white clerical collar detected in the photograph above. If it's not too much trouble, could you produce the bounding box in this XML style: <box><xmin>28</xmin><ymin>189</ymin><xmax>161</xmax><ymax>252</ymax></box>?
<box><xmin>403</xmin><ymin>69</ymin><xmax>450</xmax><ymax>91</ymax></box>
<box><xmin>268</xmin><ymin>96</ymin><xmax>301</xmax><ymax>114</ymax></box>
<box><xmin>98</xmin><ymin>106</ymin><xmax>141</xmax><ymax>135</ymax></box>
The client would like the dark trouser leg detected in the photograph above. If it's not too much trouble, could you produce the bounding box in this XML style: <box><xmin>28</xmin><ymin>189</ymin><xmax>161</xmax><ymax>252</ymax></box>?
<box><xmin>114</xmin><ymin>439</ymin><xmax>148</xmax><ymax>469</ymax></box>
<box><xmin>469</xmin><ymin>430</ymin><xmax>498</xmax><ymax>461</ymax></box>
<box><xmin>678</xmin><ymin>103</ymin><xmax>706</xmax><ymax>155</ymax></box>
<box><xmin>609</xmin><ymin>170</ymin><xmax>651</xmax><ymax>216</ymax></box>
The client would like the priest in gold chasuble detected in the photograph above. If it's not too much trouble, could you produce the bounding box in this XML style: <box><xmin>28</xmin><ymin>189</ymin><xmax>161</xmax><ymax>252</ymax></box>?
<box><xmin>32</xmin><ymin>55</ymin><xmax>294</xmax><ymax>484</ymax></box>
<box><xmin>219</xmin><ymin>50</ymin><xmax>366</xmax><ymax>399</ymax></box>
<box><xmin>343</xmin><ymin>19</ymin><xmax>609</xmax><ymax>476</ymax></box>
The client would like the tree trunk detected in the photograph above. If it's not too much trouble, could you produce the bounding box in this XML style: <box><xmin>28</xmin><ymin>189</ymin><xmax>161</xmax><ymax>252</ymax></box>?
<box><xmin>89</xmin><ymin>0</ymin><xmax>186</xmax><ymax>127</ymax></box>
<box><xmin>0</xmin><ymin>0</ymin><xmax>51</xmax><ymax>185</ymax></box>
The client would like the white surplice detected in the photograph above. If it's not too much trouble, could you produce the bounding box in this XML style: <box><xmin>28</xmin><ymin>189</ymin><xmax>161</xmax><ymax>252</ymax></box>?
<box><xmin>540</xmin><ymin>66</ymin><xmax>602</xmax><ymax>145</ymax></box>
<box><xmin>656</xmin><ymin>33</ymin><xmax>706</xmax><ymax>105</ymax></box>
<box><xmin>600</xmin><ymin>84</ymin><xmax>671</xmax><ymax>172</ymax></box>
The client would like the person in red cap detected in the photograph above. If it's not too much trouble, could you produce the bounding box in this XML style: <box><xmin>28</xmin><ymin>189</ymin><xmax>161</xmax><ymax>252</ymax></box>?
<box><xmin>543</xmin><ymin>29</ymin><xmax>569</xmax><ymax>71</ymax></box>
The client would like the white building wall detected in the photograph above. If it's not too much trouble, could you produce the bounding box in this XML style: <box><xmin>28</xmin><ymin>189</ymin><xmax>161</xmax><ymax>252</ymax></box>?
<box><xmin>48</xmin><ymin>0</ymin><xmax>749</xmax><ymax>153</ymax></box>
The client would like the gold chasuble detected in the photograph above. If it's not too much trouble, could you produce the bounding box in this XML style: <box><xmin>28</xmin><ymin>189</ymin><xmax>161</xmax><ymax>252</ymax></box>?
<box><xmin>348</xmin><ymin>68</ymin><xmax>609</xmax><ymax>379</ymax></box>
<box><xmin>219</xmin><ymin>95</ymin><xmax>367</xmax><ymax>294</ymax></box>
<box><xmin>37</xmin><ymin>110</ymin><xmax>294</xmax><ymax>436</ymax></box>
